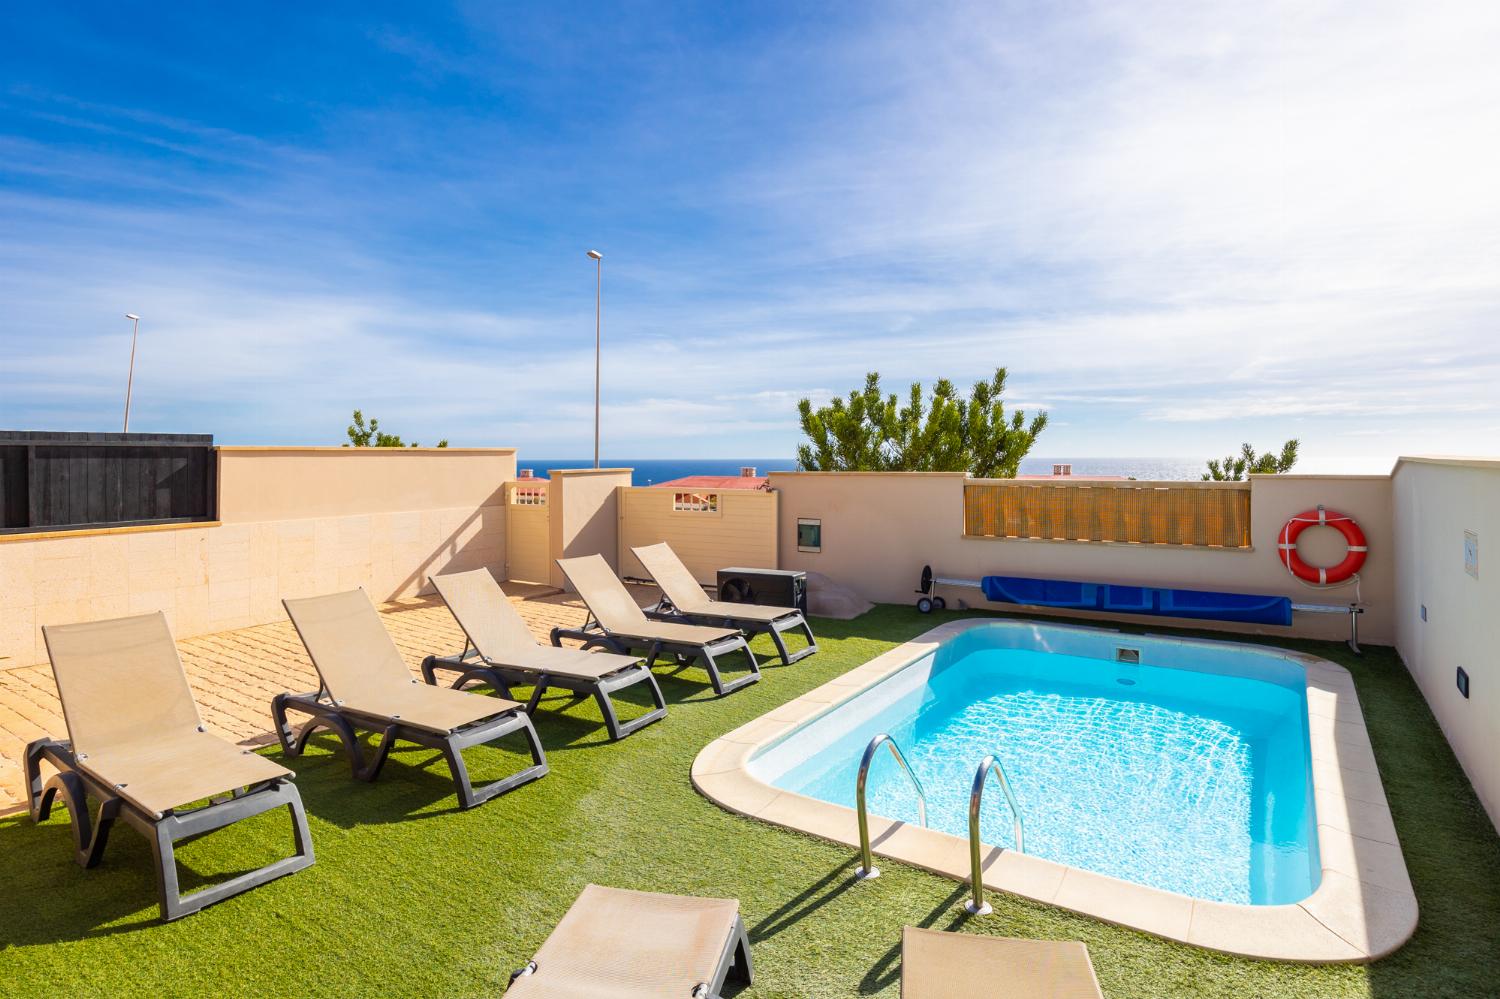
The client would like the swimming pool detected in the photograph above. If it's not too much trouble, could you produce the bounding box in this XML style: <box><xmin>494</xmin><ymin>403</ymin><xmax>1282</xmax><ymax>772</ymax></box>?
<box><xmin>748</xmin><ymin>622</ymin><xmax>1319</xmax><ymax>905</ymax></box>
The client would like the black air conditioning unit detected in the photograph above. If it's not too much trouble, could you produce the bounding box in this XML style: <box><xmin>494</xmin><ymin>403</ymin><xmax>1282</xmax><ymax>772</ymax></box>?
<box><xmin>716</xmin><ymin>567</ymin><xmax>808</xmax><ymax>614</ymax></box>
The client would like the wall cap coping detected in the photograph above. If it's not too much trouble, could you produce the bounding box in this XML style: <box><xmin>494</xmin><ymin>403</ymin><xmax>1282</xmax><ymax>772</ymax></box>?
<box><xmin>1391</xmin><ymin>454</ymin><xmax>1500</xmax><ymax>473</ymax></box>
<box><xmin>218</xmin><ymin>446</ymin><xmax>517</xmax><ymax>454</ymax></box>
<box><xmin>1248</xmin><ymin>473</ymin><xmax>1391</xmax><ymax>482</ymax></box>
<box><xmin>547</xmin><ymin>467</ymin><xmax>634</xmax><ymax>477</ymax></box>
<box><xmin>0</xmin><ymin>520</ymin><xmax>222</xmax><ymax>544</ymax></box>
<box><xmin>767</xmin><ymin>470</ymin><xmax>967</xmax><ymax>478</ymax></box>
<box><xmin>970</xmin><ymin>478</ymin><xmax>1251</xmax><ymax>489</ymax></box>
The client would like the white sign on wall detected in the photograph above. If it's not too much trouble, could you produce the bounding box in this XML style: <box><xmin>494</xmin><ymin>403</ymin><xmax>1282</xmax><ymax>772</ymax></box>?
<box><xmin>1464</xmin><ymin>530</ymin><xmax>1479</xmax><ymax>579</ymax></box>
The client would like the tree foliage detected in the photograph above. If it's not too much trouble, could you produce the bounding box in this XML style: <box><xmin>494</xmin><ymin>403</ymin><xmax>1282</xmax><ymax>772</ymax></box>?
<box><xmin>1202</xmin><ymin>440</ymin><xmax>1299</xmax><ymax>481</ymax></box>
<box><xmin>796</xmin><ymin>369</ymin><xmax>1047</xmax><ymax>477</ymax></box>
<box><xmin>345</xmin><ymin>410</ymin><xmax>448</xmax><ymax>448</ymax></box>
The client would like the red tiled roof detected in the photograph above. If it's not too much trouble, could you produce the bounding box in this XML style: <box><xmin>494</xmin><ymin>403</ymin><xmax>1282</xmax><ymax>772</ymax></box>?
<box><xmin>1014</xmin><ymin>473</ymin><xmax>1130</xmax><ymax>480</ymax></box>
<box><xmin>650</xmin><ymin>475</ymin><xmax>769</xmax><ymax>490</ymax></box>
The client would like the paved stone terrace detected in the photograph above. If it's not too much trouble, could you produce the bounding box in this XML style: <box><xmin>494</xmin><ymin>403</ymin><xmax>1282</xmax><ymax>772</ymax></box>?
<box><xmin>0</xmin><ymin>583</ymin><xmax>655</xmax><ymax>814</ymax></box>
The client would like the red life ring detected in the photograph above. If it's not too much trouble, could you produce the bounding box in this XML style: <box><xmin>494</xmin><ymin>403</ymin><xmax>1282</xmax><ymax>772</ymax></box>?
<box><xmin>1278</xmin><ymin>508</ymin><xmax>1367</xmax><ymax>585</ymax></box>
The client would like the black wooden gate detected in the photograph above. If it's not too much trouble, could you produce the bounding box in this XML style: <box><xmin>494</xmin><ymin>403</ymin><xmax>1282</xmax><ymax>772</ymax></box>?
<box><xmin>0</xmin><ymin>431</ymin><xmax>217</xmax><ymax>534</ymax></box>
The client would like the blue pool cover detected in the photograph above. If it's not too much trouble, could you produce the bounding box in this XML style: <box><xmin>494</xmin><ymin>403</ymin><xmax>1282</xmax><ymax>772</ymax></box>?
<box><xmin>979</xmin><ymin>575</ymin><xmax>1293</xmax><ymax>626</ymax></box>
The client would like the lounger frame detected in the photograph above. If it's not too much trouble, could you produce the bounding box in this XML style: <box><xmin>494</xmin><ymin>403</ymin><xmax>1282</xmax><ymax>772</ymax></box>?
<box><xmin>270</xmin><ymin>689</ymin><xmax>547</xmax><ymax>809</ymax></box>
<box><xmin>652</xmin><ymin>596</ymin><xmax>819</xmax><ymax>667</ymax></box>
<box><xmin>508</xmin><ymin>913</ymin><xmax>754</xmax><ymax>998</ymax></box>
<box><xmin>550</xmin><ymin>612</ymin><xmax>761</xmax><ymax>696</ymax></box>
<box><xmin>420</xmin><ymin>647</ymin><xmax>666</xmax><ymax>741</ymax></box>
<box><xmin>23</xmin><ymin>736</ymin><xmax>314</xmax><ymax>921</ymax></box>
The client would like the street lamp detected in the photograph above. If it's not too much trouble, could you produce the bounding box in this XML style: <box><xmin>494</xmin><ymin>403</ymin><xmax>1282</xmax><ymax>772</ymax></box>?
<box><xmin>123</xmin><ymin>313</ymin><xmax>141</xmax><ymax>433</ymax></box>
<box><xmin>586</xmin><ymin>250</ymin><xmax>602</xmax><ymax>468</ymax></box>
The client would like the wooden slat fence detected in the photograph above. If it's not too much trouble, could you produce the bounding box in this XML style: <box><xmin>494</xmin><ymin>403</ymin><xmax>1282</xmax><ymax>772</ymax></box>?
<box><xmin>964</xmin><ymin>480</ymin><xmax>1252</xmax><ymax>548</ymax></box>
<box><xmin>0</xmin><ymin>431</ymin><xmax>217</xmax><ymax>534</ymax></box>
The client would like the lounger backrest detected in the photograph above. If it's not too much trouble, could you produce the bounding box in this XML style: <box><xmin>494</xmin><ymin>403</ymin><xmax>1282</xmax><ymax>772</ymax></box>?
<box><xmin>283</xmin><ymin>589</ymin><xmax>414</xmax><ymax>700</ymax></box>
<box><xmin>430</xmin><ymin>569</ymin><xmax>539</xmax><ymax>661</ymax></box>
<box><xmin>42</xmin><ymin>612</ymin><xmax>203</xmax><ymax>755</ymax></box>
<box><xmin>631</xmin><ymin>543</ymin><xmax>711</xmax><ymax>614</ymax></box>
<box><xmin>556</xmin><ymin>554</ymin><xmax>652</xmax><ymax>633</ymax></box>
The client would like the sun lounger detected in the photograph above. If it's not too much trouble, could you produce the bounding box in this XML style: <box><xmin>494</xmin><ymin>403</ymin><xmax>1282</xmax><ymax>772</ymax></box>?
<box><xmin>506</xmin><ymin>884</ymin><xmax>753</xmax><ymax>998</ymax></box>
<box><xmin>23</xmin><ymin>611</ymin><xmax>314</xmax><ymax>921</ymax></box>
<box><xmin>274</xmin><ymin>589</ymin><xmax>547</xmax><ymax>809</ymax></box>
<box><xmin>632</xmin><ymin>542</ymin><xmax>818</xmax><ymax>666</ymax></box>
<box><xmin>900</xmin><ymin>926</ymin><xmax>1104</xmax><ymax>998</ymax></box>
<box><xmin>422</xmin><ymin>569</ymin><xmax>666</xmax><ymax>741</ymax></box>
<box><xmin>552</xmin><ymin>554</ymin><xmax>760</xmax><ymax>696</ymax></box>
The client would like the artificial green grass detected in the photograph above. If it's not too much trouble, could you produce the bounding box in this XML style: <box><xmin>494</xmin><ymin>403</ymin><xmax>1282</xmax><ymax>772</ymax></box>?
<box><xmin>2</xmin><ymin>605</ymin><xmax>1498</xmax><ymax>997</ymax></box>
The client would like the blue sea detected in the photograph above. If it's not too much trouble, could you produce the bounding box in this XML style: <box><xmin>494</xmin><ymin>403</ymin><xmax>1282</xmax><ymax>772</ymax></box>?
<box><xmin>523</xmin><ymin>456</ymin><xmax>1206</xmax><ymax>485</ymax></box>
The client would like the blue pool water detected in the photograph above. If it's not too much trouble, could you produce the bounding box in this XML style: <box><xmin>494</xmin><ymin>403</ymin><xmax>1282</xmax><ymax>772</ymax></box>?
<box><xmin>749</xmin><ymin>623</ymin><xmax>1320</xmax><ymax>904</ymax></box>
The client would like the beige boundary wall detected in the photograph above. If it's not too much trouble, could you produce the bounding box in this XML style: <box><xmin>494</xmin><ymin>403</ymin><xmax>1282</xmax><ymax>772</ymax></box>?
<box><xmin>546</xmin><ymin>468</ymin><xmax>632</xmax><ymax>590</ymax></box>
<box><xmin>0</xmin><ymin>447</ymin><xmax>515</xmax><ymax>669</ymax></box>
<box><xmin>1392</xmin><ymin>456</ymin><xmax>1500</xmax><ymax>828</ymax></box>
<box><xmin>617</xmin><ymin>486</ymin><xmax>779</xmax><ymax>584</ymax></box>
<box><xmin>768</xmin><ymin>471</ymin><xmax>1396</xmax><ymax>645</ymax></box>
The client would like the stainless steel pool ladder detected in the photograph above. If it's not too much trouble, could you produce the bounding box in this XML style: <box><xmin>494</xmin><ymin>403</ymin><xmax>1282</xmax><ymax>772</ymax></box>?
<box><xmin>854</xmin><ymin>733</ymin><xmax>927</xmax><ymax>881</ymax></box>
<box><xmin>966</xmin><ymin>754</ymin><xmax>1025</xmax><ymax>915</ymax></box>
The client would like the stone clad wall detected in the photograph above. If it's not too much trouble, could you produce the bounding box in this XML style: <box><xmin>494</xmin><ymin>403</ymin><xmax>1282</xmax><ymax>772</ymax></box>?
<box><xmin>0</xmin><ymin>447</ymin><xmax>515</xmax><ymax>669</ymax></box>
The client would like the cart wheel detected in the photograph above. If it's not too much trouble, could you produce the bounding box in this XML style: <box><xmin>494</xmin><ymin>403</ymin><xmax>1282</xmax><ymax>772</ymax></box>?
<box><xmin>932</xmin><ymin>596</ymin><xmax>946</xmax><ymax>611</ymax></box>
<box><xmin>917</xmin><ymin>597</ymin><xmax>934</xmax><ymax>614</ymax></box>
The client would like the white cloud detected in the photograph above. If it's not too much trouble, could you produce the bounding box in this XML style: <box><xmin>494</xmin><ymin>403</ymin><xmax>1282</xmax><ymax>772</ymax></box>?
<box><xmin>3</xmin><ymin>1</ymin><xmax>1499</xmax><ymax>466</ymax></box>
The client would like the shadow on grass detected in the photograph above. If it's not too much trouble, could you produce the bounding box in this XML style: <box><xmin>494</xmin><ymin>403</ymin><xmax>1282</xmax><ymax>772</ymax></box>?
<box><xmin>0</xmin><ymin>798</ymin><xmax>305</xmax><ymax>948</ymax></box>
<box><xmin>856</xmin><ymin>883</ymin><xmax>971</xmax><ymax>995</ymax></box>
<box><xmin>750</xmin><ymin>859</ymin><xmax>860</xmax><ymax>942</ymax></box>
<box><xmin>8</xmin><ymin>603</ymin><xmax>1500</xmax><ymax>998</ymax></box>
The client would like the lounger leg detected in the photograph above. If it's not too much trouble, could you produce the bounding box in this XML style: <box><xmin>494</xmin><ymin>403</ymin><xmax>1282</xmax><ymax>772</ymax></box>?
<box><xmin>460</xmin><ymin>669</ymin><xmax>516</xmax><ymax>700</ymax></box>
<box><xmin>768</xmin><ymin>615</ymin><xmax>819</xmax><ymax>666</ymax></box>
<box><xmin>701</xmin><ymin>640</ymin><xmax>761</xmax><ymax>696</ymax></box>
<box><xmin>273</xmin><ymin>693</ymin><xmax>387</xmax><ymax>781</ymax></box>
<box><xmin>525</xmin><ymin>674</ymin><xmax>553</xmax><ymax>715</ymax></box>
<box><xmin>149</xmin><ymin>821</ymin><xmax>184</xmax><ymax>920</ymax></box>
<box><xmin>702</xmin><ymin>914</ymin><xmax>754</xmax><ymax>996</ymax></box>
<box><xmin>439</xmin><ymin>712</ymin><xmax>549</xmax><ymax>809</ymax></box>
<box><xmin>23</xmin><ymin>738</ymin><xmax>57</xmax><ymax>821</ymax></box>
<box><xmin>594</xmin><ymin>666</ymin><xmax>668</xmax><ymax>740</ymax></box>
<box><xmin>731</xmin><ymin>915</ymin><xmax>754</xmax><ymax>983</ymax></box>
<box><xmin>768</xmin><ymin>625</ymin><xmax>793</xmax><ymax>666</ymax></box>
<box><xmin>147</xmin><ymin>781</ymin><xmax>317</xmax><ymax>921</ymax></box>
<box><xmin>38</xmin><ymin>769</ymin><xmax>120</xmax><ymax>869</ymax></box>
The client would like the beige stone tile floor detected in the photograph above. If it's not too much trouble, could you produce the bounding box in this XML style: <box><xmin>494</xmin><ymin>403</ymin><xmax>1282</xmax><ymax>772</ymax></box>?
<box><xmin>0</xmin><ymin>582</ymin><xmax>658</xmax><ymax>814</ymax></box>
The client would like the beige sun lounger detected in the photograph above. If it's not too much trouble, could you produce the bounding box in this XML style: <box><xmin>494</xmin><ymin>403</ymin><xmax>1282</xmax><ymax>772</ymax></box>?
<box><xmin>632</xmin><ymin>542</ymin><xmax>818</xmax><ymax>666</ymax></box>
<box><xmin>423</xmin><ymin>569</ymin><xmax>666</xmax><ymax>740</ymax></box>
<box><xmin>553</xmin><ymin>553</ymin><xmax>761</xmax><ymax>696</ymax></box>
<box><xmin>506</xmin><ymin>884</ymin><xmax>752</xmax><ymax>998</ymax></box>
<box><xmin>901</xmin><ymin>926</ymin><xmax>1104</xmax><ymax>998</ymax></box>
<box><xmin>275</xmin><ymin>588</ymin><xmax>547</xmax><ymax>809</ymax></box>
<box><xmin>24</xmin><ymin>611</ymin><xmax>314</xmax><ymax>921</ymax></box>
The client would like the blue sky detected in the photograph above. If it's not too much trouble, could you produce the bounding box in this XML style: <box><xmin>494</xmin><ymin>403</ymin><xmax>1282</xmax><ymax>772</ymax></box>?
<box><xmin>2</xmin><ymin>2</ymin><xmax>1498</xmax><ymax>469</ymax></box>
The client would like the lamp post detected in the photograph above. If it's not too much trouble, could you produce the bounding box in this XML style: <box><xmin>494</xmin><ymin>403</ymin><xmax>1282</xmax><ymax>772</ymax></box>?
<box><xmin>123</xmin><ymin>313</ymin><xmax>141</xmax><ymax>433</ymax></box>
<box><xmin>586</xmin><ymin>250</ymin><xmax>602</xmax><ymax>468</ymax></box>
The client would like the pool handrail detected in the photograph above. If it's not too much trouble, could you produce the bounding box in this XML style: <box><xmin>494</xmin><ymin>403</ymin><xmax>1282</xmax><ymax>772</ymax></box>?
<box><xmin>854</xmin><ymin>732</ymin><xmax>927</xmax><ymax>881</ymax></box>
<box><xmin>966</xmin><ymin>753</ymin><xmax>1025</xmax><ymax>915</ymax></box>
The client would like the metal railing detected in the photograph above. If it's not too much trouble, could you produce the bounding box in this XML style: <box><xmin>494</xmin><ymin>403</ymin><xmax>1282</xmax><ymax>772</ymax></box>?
<box><xmin>966</xmin><ymin>754</ymin><xmax>1025</xmax><ymax>915</ymax></box>
<box><xmin>854</xmin><ymin>733</ymin><xmax>927</xmax><ymax>881</ymax></box>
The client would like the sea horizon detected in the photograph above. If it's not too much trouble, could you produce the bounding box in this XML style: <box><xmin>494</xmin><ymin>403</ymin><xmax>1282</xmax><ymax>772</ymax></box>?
<box><xmin>523</xmin><ymin>456</ymin><xmax>1212</xmax><ymax>485</ymax></box>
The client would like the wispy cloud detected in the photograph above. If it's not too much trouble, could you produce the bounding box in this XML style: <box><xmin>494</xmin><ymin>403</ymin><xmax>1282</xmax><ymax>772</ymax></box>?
<box><xmin>1</xmin><ymin>2</ymin><xmax>1497</xmax><ymax>465</ymax></box>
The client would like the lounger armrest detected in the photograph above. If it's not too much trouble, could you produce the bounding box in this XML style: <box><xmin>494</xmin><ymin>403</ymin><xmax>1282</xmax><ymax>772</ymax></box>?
<box><xmin>644</xmin><ymin>608</ymin><xmax>684</xmax><ymax>622</ymax></box>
